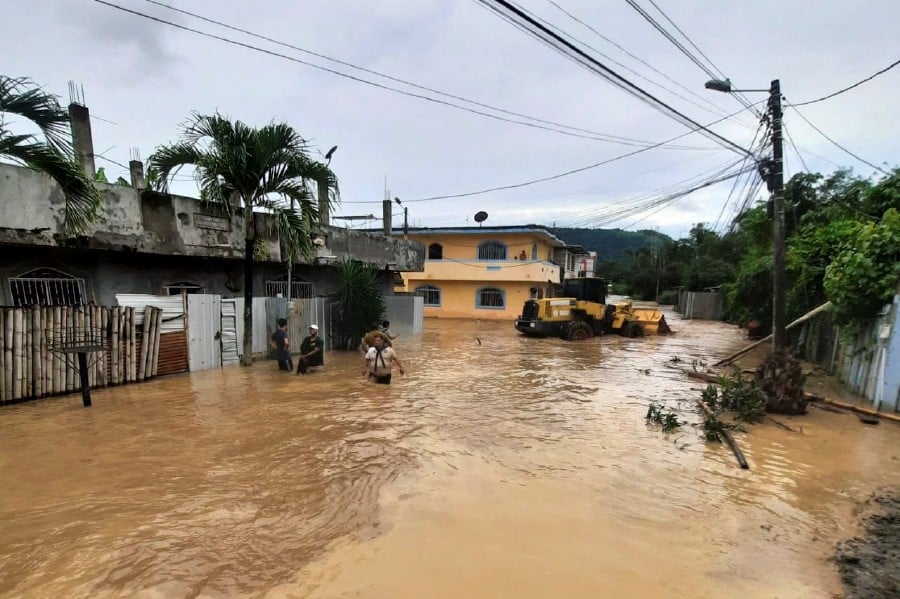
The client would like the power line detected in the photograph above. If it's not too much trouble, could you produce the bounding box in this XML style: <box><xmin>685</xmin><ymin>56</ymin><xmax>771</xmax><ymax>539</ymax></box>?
<box><xmin>341</xmin><ymin>101</ymin><xmax>765</xmax><ymax>204</ymax></box>
<box><xmin>105</xmin><ymin>0</ymin><xmax>705</xmax><ymax>150</ymax></box>
<box><xmin>786</xmin><ymin>103</ymin><xmax>890</xmax><ymax>176</ymax></box>
<box><xmin>542</xmin><ymin>0</ymin><xmax>744</xmax><ymax>121</ymax></box>
<box><xmin>782</xmin><ymin>124</ymin><xmax>810</xmax><ymax>173</ymax></box>
<box><xmin>476</xmin><ymin>0</ymin><xmax>753</xmax><ymax>158</ymax></box>
<box><xmin>559</xmin><ymin>157</ymin><xmax>748</xmax><ymax>229</ymax></box>
<box><xmin>790</xmin><ymin>58</ymin><xmax>900</xmax><ymax>107</ymax></box>
<box><xmin>623</xmin><ymin>0</ymin><xmax>760</xmax><ymax>117</ymax></box>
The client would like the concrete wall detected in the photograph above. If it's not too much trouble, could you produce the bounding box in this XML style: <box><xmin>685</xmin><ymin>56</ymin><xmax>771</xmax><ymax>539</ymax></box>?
<box><xmin>0</xmin><ymin>162</ymin><xmax>424</xmax><ymax>272</ymax></box>
<box><xmin>418</xmin><ymin>280</ymin><xmax>543</xmax><ymax>320</ymax></box>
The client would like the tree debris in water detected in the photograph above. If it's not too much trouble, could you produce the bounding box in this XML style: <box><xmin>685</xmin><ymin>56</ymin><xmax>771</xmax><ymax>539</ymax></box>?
<box><xmin>646</xmin><ymin>403</ymin><xmax>682</xmax><ymax>433</ymax></box>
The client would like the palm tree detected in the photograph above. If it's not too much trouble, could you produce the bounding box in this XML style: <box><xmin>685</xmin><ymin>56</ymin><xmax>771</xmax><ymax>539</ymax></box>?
<box><xmin>148</xmin><ymin>112</ymin><xmax>338</xmax><ymax>366</ymax></box>
<box><xmin>0</xmin><ymin>76</ymin><xmax>100</xmax><ymax>235</ymax></box>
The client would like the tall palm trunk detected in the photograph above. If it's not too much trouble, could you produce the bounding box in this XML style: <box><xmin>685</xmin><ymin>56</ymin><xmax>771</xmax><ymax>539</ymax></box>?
<box><xmin>241</xmin><ymin>204</ymin><xmax>254</xmax><ymax>366</ymax></box>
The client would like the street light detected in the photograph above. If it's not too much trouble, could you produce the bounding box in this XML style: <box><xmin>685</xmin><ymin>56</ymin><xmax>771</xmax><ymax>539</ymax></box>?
<box><xmin>706</xmin><ymin>77</ymin><xmax>786</xmax><ymax>353</ymax></box>
<box><xmin>394</xmin><ymin>197</ymin><xmax>408</xmax><ymax>240</ymax></box>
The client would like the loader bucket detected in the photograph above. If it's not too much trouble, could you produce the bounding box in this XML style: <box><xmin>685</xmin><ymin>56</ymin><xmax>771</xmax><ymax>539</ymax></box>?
<box><xmin>630</xmin><ymin>308</ymin><xmax>672</xmax><ymax>335</ymax></box>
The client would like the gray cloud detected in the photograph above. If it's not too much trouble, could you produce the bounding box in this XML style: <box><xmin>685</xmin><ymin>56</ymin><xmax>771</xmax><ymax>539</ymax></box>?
<box><xmin>3</xmin><ymin>0</ymin><xmax>898</xmax><ymax>239</ymax></box>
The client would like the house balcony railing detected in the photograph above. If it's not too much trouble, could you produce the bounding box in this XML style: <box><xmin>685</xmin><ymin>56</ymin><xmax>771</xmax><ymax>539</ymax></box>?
<box><xmin>411</xmin><ymin>259</ymin><xmax>561</xmax><ymax>283</ymax></box>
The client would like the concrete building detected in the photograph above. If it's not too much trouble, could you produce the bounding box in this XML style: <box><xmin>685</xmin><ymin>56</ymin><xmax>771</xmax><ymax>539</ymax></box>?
<box><xmin>0</xmin><ymin>102</ymin><xmax>424</xmax><ymax>307</ymax></box>
<box><xmin>395</xmin><ymin>226</ymin><xmax>589</xmax><ymax>320</ymax></box>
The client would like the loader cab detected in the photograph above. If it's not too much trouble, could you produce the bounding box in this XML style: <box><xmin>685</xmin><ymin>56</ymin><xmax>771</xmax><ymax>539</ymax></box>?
<box><xmin>559</xmin><ymin>277</ymin><xmax>607</xmax><ymax>304</ymax></box>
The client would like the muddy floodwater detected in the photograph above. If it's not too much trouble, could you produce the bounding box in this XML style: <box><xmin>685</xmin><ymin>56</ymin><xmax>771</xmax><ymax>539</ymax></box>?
<box><xmin>2</xmin><ymin>312</ymin><xmax>900</xmax><ymax>598</ymax></box>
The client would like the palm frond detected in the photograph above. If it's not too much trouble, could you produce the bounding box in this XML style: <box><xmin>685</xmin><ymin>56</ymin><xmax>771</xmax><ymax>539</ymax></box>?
<box><xmin>5</xmin><ymin>138</ymin><xmax>100</xmax><ymax>235</ymax></box>
<box><xmin>147</xmin><ymin>142</ymin><xmax>205</xmax><ymax>193</ymax></box>
<box><xmin>0</xmin><ymin>76</ymin><xmax>73</xmax><ymax>156</ymax></box>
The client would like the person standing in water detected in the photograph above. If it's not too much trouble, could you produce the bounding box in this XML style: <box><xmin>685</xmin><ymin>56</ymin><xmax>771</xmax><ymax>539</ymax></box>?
<box><xmin>381</xmin><ymin>320</ymin><xmax>398</xmax><ymax>342</ymax></box>
<box><xmin>363</xmin><ymin>332</ymin><xmax>405</xmax><ymax>384</ymax></box>
<box><xmin>297</xmin><ymin>324</ymin><xmax>324</xmax><ymax>374</ymax></box>
<box><xmin>270</xmin><ymin>318</ymin><xmax>292</xmax><ymax>372</ymax></box>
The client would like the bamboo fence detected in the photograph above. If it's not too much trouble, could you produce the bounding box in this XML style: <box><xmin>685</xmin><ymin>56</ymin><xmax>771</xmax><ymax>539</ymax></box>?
<box><xmin>0</xmin><ymin>305</ymin><xmax>164</xmax><ymax>404</ymax></box>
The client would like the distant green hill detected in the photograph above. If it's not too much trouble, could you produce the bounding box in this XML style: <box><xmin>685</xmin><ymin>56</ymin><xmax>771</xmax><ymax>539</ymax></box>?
<box><xmin>548</xmin><ymin>227</ymin><xmax>673</xmax><ymax>262</ymax></box>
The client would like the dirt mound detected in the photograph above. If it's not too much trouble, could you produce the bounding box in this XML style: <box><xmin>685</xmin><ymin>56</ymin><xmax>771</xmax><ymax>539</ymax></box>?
<box><xmin>835</xmin><ymin>491</ymin><xmax>900</xmax><ymax>598</ymax></box>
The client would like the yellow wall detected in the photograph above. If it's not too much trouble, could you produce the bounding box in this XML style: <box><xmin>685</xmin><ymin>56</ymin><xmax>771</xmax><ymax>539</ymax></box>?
<box><xmin>410</xmin><ymin>232</ymin><xmax>557</xmax><ymax>262</ymax></box>
<box><xmin>419</xmin><ymin>280</ymin><xmax>543</xmax><ymax>320</ymax></box>
<box><xmin>399</xmin><ymin>230</ymin><xmax>563</xmax><ymax>320</ymax></box>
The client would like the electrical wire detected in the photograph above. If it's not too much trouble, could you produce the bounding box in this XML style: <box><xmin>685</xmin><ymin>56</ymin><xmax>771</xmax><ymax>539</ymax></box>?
<box><xmin>623</xmin><ymin>0</ymin><xmax>760</xmax><ymax>117</ymax></box>
<box><xmin>713</xmin><ymin>118</ymin><xmax>767</xmax><ymax>232</ymax></box>
<box><xmin>542</xmin><ymin>0</ymin><xmax>745</xmax><ymax>122</ymax></box>
<box><xmin>99</xmin><ymin>0</ymin><xmax>706</xmax><ymax>150</ymax></box>
<box><xmin>790</xmin><ymin>58</ymin><xmax>900</xmax><ymax>107</ymax></box>
<box><xmin>144</xmin><ymin>0</ymin><xmax>701</xmax><ymax>148</ymax></box>
<box><xmin>786</xmin><ymin>103</ymin><xmax>890</xmax><ymax>176</ymax></box>
<box><xmin>783</xmin><ymin>124</ymin><xmax>810</xmax><ymax>173</ymax></box>
<box><xmin>553</xmin><ymin>158</ymin><xmax>753</xmax><ymax>229</ymax></box>
<box><xmin>475</xmin><ymin>0</ymin><xmax>753</xmax><ymax>157</ymax></box>
<box><xmin>340</xmin><ymin>100</ymin><xmax>764</xmax><ymax>205</ymax></box>
<box><xmin>554</xmin><ymin>155</ymin><xmax>743</xmax><ymax>228</ymax></box>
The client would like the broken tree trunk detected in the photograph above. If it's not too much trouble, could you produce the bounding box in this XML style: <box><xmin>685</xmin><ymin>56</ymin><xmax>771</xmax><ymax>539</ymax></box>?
<box><xmin>696</xmin><ymin>399</ymin><xmax>749</xmax><ymax>469</ymax></box>
<box><xmin>714</xmin><ymin>302</ymin><xmax>832</xmax><ymax>367</ymax></box>
<box><xmin>756</xmin><ymin>352</ymin><xmax>808</xmax><ymax>415</ymax></box>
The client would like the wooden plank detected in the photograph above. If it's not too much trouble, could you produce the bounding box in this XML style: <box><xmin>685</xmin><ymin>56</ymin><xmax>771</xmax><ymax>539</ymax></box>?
<box><xmin>108</xmin><ymin>306</ymin><xmax>117</xmax><ymax>385</ymax></box>
<box><xmin>13</xmin><ymin>309</ymin><xmax>23</xmax><ymax>400</ymax></box>
<box><xmin>0</xmin><ymin>310</ymin><xmax>6</xmax><ymax>403</ymax></box>
<box><xmin>150</xmin><ymin>308</ymin><xmax>162</xmax><ymax>377</ymax></box>
<box><xmin>32</xmin><ymin>308</ymin><xmax>42</xmax><ymax>398</ymax></box>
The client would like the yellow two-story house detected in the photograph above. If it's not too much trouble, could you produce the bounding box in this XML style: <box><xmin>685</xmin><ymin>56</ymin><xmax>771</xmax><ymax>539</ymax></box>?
<box><xmin>398</xmin><ymin>226</ymin><xmax>581</xmax><ymax>320</ymax></box>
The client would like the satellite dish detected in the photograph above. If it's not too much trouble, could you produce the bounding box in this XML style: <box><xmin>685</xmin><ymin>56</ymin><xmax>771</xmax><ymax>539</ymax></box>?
<box><xmin>474</xmin><ymin>211</ymin><xmax>488</xmax><ymax>225</ymax></box>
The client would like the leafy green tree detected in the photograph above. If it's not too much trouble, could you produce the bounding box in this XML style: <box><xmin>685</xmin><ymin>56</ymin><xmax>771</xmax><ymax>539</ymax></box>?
<box><xmin>149</xmin><ymin>113</ymin><xmax>338</xmax><ymax>365</ymax></box>
<box><xmin>824</xmin><ymin>208</ymin><xmax>900</xmax><ymax>326</ymax></box>
<box><xmin>0</xmin><ymin>76</ymin><xmax>100</xmax><ymax>234</ymax></box>
<box><xmin>331</xmin><ymin>260</ymin><xmax>386</xmax><ymax>349</ymax></box>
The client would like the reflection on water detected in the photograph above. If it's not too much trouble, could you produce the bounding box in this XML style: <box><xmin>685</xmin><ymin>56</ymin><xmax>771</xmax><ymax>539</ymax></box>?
<box><xmin>1</xmin><ymin>310</ymin><xmax>899</xmax><ymax>598</ymax></box>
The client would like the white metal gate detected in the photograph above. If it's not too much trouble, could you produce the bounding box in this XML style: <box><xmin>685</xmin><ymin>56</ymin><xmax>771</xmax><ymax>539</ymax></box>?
<box><xmin>221</xmin><ymin>299</ymin><xmax>240</xmax><ymax>367</ymax></box>
<box><xmin>187</xmin><ymin>294</ymin><xmax>222</xmax><ymax>371</ymax></box>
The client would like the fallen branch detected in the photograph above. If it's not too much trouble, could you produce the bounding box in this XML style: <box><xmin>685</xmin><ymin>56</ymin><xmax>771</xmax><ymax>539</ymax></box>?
<box><xmin>817</xmin><ymin>397</ymin><xmax>900</xmax><ymax>424</ymax></box>
<box><xmin>767</xmin><ymin>415</ymin><xmax>800</xmax><ymax>432</ymax></box>
<box><xmin>696</xmin><ymin>400</ymin><xmax>749</xmax><ymax>469</ymax></box>
<box><xmin>713</xmin><ymin>302</ymin><xmax>831</xmax><ymax>367</ymax></box>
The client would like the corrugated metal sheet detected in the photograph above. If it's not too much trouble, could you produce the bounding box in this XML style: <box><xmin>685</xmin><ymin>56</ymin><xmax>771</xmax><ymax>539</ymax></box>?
<box><xmin>115</xmin><ymin>294</ymin><xmax>186</xmax><ymax>333</ymax></box>
<box><xmin>157</xmin><ymin>331</ymin><xmax>189</xmax><ymax>375</ymax></box>
<box><xmin>221</xmin><ymin>299</ymin><xmax>240</xmax><ymax>366</ymax></box>
<box><xmin>187</xmin><ymin>294</ymin><xmax>222</xmax><ymax>371</ymax></box>
<box><xmin>229</xmin><ymin>297</ymin><xmax>270</xmax><ymax>358</ymax></box>
<box><xmin>385</xmin><ymin>295</ymin><xmax>424</xmax><ymax>335</ymax></box>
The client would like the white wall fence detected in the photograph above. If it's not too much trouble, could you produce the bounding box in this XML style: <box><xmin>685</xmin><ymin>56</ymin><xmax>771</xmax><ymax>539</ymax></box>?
<box><xmin>184</xmin><ymin>294</ymin><xmax>423</xmax><ymax>372</ymax></box>
<box><xmin>796</xmin><ymin>293</ymin><xmax>899</xmax><ymax>412</ymax></box>
<box><xmin>675</xmin><ymin>291</ymin><xmax>724</xmax><ymax>320</ymax></box>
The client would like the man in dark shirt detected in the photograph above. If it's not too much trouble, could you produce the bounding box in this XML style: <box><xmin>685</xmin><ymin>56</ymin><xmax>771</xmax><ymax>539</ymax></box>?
<box><xmin>270</xmin><ymin>318</ymin><xmax>292</xmax><ymax>372</ymax></box>
<box><xmin>297</xmin><ymin>324</ymin><xmax>324</xmax><ymax>374</ymax></box>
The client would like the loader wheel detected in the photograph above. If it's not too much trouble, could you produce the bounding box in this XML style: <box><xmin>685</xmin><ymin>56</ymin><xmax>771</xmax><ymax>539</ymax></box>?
<box><xmin>566</xmin><ymin>321</ymin><xmax>594</xmax><ymax>341</ymax></box>
<box><xmin>622</xmin><ymin>321</ymin><xmax>644</xmax><ymax>338</ymax></box>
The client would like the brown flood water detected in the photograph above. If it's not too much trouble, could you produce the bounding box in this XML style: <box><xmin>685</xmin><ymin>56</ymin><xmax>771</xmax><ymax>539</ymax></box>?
<box><xmin>2</xmin><ymin>311</ymin><xmax>899</xmax><ymax>598</ymax></box>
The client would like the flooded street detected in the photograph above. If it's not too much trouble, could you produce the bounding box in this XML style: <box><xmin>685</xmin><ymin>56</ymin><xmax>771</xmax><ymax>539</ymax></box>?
<box><xmin>2</xmin><ymin>312</ymin><xmax>899</xmax><ymax>598</ymax></box>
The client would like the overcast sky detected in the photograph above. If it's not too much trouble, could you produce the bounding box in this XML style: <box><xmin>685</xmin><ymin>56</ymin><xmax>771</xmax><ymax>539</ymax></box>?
<box><xmin>4</xmin><ymin>0</ymin><xmax>898</xmax><ymax>239</ymax></box>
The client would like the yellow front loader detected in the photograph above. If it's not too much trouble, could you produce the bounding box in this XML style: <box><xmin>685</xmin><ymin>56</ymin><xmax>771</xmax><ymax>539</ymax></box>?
<box><xmin>514</xmin><ymin>278</ymin><xmax>672</xmax><ymax>340</ymax></box>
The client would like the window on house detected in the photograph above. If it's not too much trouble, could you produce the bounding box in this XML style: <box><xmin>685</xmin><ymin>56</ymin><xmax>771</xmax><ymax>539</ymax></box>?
<box><xmin>531</xmin><ymin>243</ymin><xmax>538</xmax><ymax>260</ymax></box>
<box><xmin>164</xmin><ymin>282</ymin><xmax>205</xmax><ymax>295</ymax></box>
<box><xmin>265</xmin><ymin>278</ymin><xmax>315</xmax><ymax>298</ymax></box>
<box><xmin>478</xmin><ymin>240</ymin><xmax>507</xmax><ymax>260</ymax></box>
<box><xmin>9</xmin><ymin>268</ymin><xmax>86</xmax><ymax>307</ymax></box>
<box><xmin>476</xmin><ymin>287</ymin><xmax>505</xmax><ymax>309</ymax></box>
<box><xmin>530</xmin><ymin>287</ymin><xmax>541</xmax><ymax>299</ymax></box>
<box><xmin>415</xmin><ymin>284</ymin><xmax>441</xmax><ymax>307</ymax></box>
<box><xmin>428</xmin><ymin>243</ymin><xmax>443</xmax><ymax>260</ymax></box>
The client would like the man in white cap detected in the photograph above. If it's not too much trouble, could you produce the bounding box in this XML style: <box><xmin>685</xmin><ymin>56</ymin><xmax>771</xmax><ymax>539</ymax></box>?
<box><xmin>297</xmin><ymin>324</ymin><xmax>324</xmax><ymax>374</ymax></box>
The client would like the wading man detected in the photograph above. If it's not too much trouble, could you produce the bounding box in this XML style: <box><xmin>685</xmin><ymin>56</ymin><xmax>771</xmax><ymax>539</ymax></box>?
<box><xmin>363</xmin><ymin>332</ymin><xmax>405</xmax><ymax>384</ymax></box>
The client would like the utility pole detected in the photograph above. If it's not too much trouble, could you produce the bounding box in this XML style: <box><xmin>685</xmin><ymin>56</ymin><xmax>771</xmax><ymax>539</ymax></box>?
<box><xmin>769</xmin><ymin>79</ymin><xmax>786</xmax><ymax>353</ymax></box>
<box><xmin>403</xmin><ymin>206</ymin><xmax>408</xmax><ymax>240</ymax></box>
